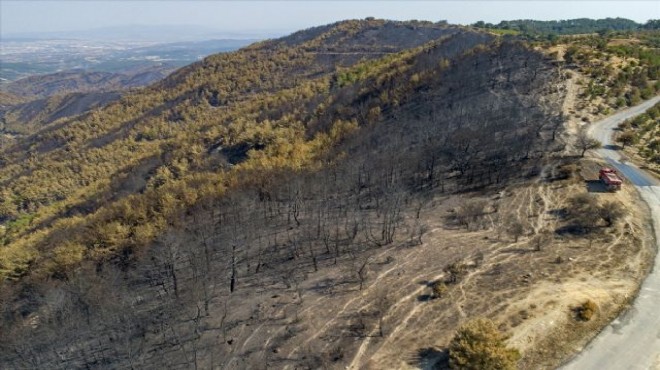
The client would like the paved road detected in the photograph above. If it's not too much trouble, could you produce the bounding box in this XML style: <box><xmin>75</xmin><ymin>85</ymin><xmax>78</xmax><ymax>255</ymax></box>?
<box><xmin>563</xmin><ymin>95</ymin><xmax>660</xmax><ymax>370</ymax></box>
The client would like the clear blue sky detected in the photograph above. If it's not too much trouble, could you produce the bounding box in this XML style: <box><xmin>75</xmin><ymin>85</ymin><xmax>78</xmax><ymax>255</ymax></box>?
<box><xmin>1</xmin><ymin>1</ymin><xmax>658</xmax><ymax>36</ymax></box>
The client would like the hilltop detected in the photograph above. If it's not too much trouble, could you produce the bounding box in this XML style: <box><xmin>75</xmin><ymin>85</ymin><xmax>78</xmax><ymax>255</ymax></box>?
<box><xmin>473</xmin><ymin>17</ymin><xmax>658</xmax><ymax>37</ymax></box>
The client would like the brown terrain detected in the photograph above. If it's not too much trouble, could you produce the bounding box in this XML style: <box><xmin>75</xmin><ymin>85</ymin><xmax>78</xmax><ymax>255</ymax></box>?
<box><xmin>205</xmin><ymin>161</ymin><xmax>653</xmax><ymax>370</ymax></box>
<box><xmin>0</xmin><ymin>20</ymin><xmax>657</xmax><ymax>370</ymax></box>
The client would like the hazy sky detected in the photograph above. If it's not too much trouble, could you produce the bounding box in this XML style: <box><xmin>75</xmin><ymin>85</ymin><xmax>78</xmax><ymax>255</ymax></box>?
<box><xmin>1</xmin><ymin>1</ymin><xmax>658</xmax><ymax>36</ymax></box>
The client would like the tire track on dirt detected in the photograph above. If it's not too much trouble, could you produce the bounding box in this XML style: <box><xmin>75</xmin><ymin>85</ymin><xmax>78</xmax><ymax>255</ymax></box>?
<box><xmin>353</xmin><ymin>232</ymin><xmax>532</xmax><ymax>369</ymax></box>
<box><xmin>347</xmin><ymin>270</ymin><xmax>447</xmax><ymax>369</ymax></box>
<box><xmin>283</xmin><ymin>245</ymin><xmax>421</xmax><ymax>364</ymax></box>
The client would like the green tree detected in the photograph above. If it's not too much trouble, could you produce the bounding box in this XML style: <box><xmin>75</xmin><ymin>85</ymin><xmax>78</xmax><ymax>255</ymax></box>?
<box><xmin>616</xmin><ymin>130</ymin><xmax>637</xmax><ymax>149</ymax></box>
<box><xmin>449</xmin><ymin>318</ymin><xmax>521</xmax><ymax>370</ymax></box>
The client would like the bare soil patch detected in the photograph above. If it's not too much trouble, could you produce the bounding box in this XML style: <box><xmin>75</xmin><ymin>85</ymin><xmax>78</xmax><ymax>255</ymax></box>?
<box><xmin>209</xmin><ymin>160</ymin><xmax>653</xmax><ymax>370</ymax></box>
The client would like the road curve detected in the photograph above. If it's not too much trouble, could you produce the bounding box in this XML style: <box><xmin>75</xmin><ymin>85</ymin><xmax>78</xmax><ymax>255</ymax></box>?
<box><xmin>563</xmin><ymin>95</ymin><xmax>660</xmax><ymax>370</ymax></box>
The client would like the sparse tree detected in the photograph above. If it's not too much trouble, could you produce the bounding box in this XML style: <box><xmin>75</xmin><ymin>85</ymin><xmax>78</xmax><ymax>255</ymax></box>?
<box><xmin>576</xmin><ymin>131</ymin><xmax>602</xmax><ymax>157</ymax></box>
<box><xmin>615</xmin><ymin>130</ymin><xmax>637</xmax><ymax>149</ymax></box>
<box><xmin>455</xmin><ymin>199</ymin><xmax>488</xmax><ymax>231</ymax></box>
<box><xmin>533</xmin><ymin>230</ymin><xmax>553</xmax><ymax>252</ymax></box>
<box><xmin>230</xmin><ymin>245</ymin><xmax>237</xmax><ymax>293</ymax></box>
<box><xmin>506</xmin><ymin>219</ymin><xmax>525</xmax><ymax>242</ymax></box>
<box><xmin>568</xmin><ymin>193</ymin><xmax>602</xmax><ymax>232</ymax></box>
<box><xmin>353</xmin><ymin>254</ymin><xmax>372</xmax><ymax>291</ymax></box>
<box><xmin>410</xmin><ymin>219</ymin><xmax>429</xmax><ymax>245</ymax></box>
<box><xmin>374</xmin><ymin>290</ymin><xmax>392</xmax><ymax>337</ymax></box>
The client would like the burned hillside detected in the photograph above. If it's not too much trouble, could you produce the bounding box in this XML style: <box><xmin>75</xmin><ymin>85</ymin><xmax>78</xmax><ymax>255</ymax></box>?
<box><xmin>0</xmin><ymin>19</ymin><xmax>570</xmax><ymax>369</ymax></box>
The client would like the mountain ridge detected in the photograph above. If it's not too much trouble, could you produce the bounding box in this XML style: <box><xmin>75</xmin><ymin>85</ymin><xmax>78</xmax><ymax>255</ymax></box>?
<box><xmin>0</xmin><ymin>19</ymin><xmax>567</xmax><ymax>369</ymax></box>
<box><xmin>2</xmin><ymin>65</ymin><xmax>175</xmax><ymax>99</ymax></box>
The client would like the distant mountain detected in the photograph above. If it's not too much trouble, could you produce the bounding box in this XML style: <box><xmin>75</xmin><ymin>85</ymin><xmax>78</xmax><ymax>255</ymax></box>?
<box><xmin>0</xmin><ymin>92</ymin><xmax>25</xmax><ymax>109</ymax></box>
<box><xmin>0</xmin><ymin>65</ymin><xmax>175</xmax><ymax>136</ymax></box>
<box><xmin>0</xmin><ymin>91</ymin><xmax>121</xmax><ymax>135</ymax></box>
<box><xmin>0</xmin><ymin>38</ymin><xmax>257</xmax><ymax>82</ymax></box>
<box><xmin>4</xmin><ymin>24</ymin><xmax>279</xmax><ymax>43</ymax></box>
<box><xmin>3</xmin><ymin>65</ymin><xmax>175</xmax><ymax>98</ymax></box>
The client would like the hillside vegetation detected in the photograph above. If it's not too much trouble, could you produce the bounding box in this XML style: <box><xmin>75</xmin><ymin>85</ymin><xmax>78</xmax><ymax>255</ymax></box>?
<box><xmin>0</xmin><ymin>66</ymin><xmax>177</xmax><ymax>143</ymax></box>
<box><xmin>617</xmin><ymin>101</ymin><xmax>660</xmax><ymax>170</ymax></box>
<box><xmin>513</xmin><ymin>23</ymin><xmax>659</xmax><ymax>140</ymax></box>
<box><xmin>0</xmin><ymin>91</ymin><xmax>122</xmax><ymax>136</ymax></box>
<box><xmin>2</xmin><ymin>66</ymin><xmax>174</xmax><ymax>99</ymax></box>
<box><xmin>0</xmin><ymin>20</ymin><xmax>480</xmax><ymax>281</ymax></box>
<box><xmin>559</xmin><ymin>33</ymin><xmax>658</xmax><ymax>107</ymax></box>
<box><xmin>473</xmin><ymin>19</ymin><xmax>660</xmax><ymax>112</ymax></box>
<box><xmin>0</xmin><ymin>19</ymin><xmax>570</xmax><ymax>366</ymax></box>
<box><xmin>474</xmin><ymin>18</ymin><xmax>658</xmax><ymax>38</ymax></box>
<box><xmin>0</xmin><ymin>18</ymin><xmax>653</xmax><ymax>370</ymax></box>
<box><xmin>0</xmin><ymin>92</ymin><xmax>26</xmax><ymax>108</ymax></box>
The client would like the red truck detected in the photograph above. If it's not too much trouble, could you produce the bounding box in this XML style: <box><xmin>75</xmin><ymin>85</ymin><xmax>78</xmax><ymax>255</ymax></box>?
<box><xmin>599</xmin><ymin>168</ymin><xmax>623</xmax><ymax>191</ymax></box>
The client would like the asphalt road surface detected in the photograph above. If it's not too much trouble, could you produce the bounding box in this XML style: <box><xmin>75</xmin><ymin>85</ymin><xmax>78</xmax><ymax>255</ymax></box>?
<box><xmin>563</xmin><ymin>95</ymin><xmax>660</xmax><ymax>370</ymax></box>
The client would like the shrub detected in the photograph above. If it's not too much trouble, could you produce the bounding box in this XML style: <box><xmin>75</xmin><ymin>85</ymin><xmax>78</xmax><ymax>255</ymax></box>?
<box><xmin>432</xmin><ymin>281</ymin><xmax>448</xmax><ymax>298</ymax></box>
<box><xmin>576</xmin><ymin>299</ymin><xmax>598</xmax><ymax>321</ymax></box>
<box><xmin>617</xmin><ymin>120</ymin><xmax>632</xmax><ymax>130</ymax></box>
<box><xmin>455</xmin><ymin>199</ymin><xmax>489</xmax><ymax>230</ymax></box>
<box><xmin>566</xmin><ymin>194</ymin><xmax>602</xmax><ymax>232</ymax></box>
<box><xmin>449</xmin><ymin>318</ymin><xmax>521</xmax><ymax>370</ymax></box>
<box><xmin>555</xmin><ymin>163</ymin><xmax>578</xmax><ymax>180</ymax></box>
<box><xmin>445</xmin><ymin>262</ymin><xmax>468</xmax><ymax>284</ymax></box>
<box><xmin>615</xmin><ymin>96</ymin><xmax>627</xmax><ymax>108</ymax></box>
<box><xmin>598</xmin><ymin>201</ymin><xmax>626</xmax><ymax>227</ymax></box>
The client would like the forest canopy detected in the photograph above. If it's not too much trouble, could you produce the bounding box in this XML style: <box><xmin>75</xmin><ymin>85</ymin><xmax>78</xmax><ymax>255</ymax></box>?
<box><xmin>473</xmin><ymin>18</ymin><xmax>658</xmax><ymax>36</ymax></box>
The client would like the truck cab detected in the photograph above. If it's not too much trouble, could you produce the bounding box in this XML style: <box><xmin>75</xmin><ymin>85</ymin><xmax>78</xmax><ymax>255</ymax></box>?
<box><xmin>599</xmin><ymin>167</ymin><xmax>622</xmax><ymax>191</ymax></box>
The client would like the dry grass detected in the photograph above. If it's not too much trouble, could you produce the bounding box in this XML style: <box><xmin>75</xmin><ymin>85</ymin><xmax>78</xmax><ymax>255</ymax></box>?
<box><xmin>622</xmin><ymin>144</ymin><xmax>660</xmax><ymax>178</ymax></box>
<box><xmin>607</xmin><ymin>38</ymin><xmax>641</xmax><ymax>47</ymax></box>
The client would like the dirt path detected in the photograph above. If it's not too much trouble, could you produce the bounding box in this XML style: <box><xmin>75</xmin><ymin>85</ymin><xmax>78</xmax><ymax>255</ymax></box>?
<box><xmin>563</xmin><ymin>96</ymin><xmax>660</xmax><ymax>370</ymax></box>
<box><xmin>346</xmin><ymin>270</ymin><xmax>447</xmax><ymax>370</ymax></box>
<box><xmin>348</xmin><ymin>189</ymin><xmax>551</xmax><ymax>369</ymax></box>
<box><xmin>281</xmin><ymin>246</ymin><xmax>408</xmax><ymax>363</ymax></box>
